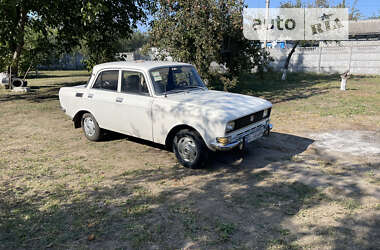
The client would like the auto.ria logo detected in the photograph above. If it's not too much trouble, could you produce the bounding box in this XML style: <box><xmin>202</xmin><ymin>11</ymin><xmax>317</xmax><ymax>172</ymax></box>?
<box><xmin>243</xmin><ymin>8</ymin><xmax>348</xmax><ymax>41</ymax></box>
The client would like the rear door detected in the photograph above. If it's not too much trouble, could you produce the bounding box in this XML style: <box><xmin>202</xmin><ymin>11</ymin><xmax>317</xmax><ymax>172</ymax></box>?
<box><xmin>87</xmin><ymin>69</ymin><xmax>121</xmax><ymax>131</ymax></box>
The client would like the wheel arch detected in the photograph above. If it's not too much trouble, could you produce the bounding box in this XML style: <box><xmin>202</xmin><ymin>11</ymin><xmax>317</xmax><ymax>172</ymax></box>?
<box><xmin>165</xmin><ymin>124</ymin><xmax>205</xmax><ymax>149</ymax></box>
<box><xmin>73</xmin><ymin>110</ymin><xmax>91</xmax><ymax>128</ymax></box>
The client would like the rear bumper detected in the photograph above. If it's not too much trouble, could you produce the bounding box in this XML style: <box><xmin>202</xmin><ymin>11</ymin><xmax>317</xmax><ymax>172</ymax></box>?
<box><xmin>210</xmin><ymin>123</ymin><xmax>273</xmax><ymax>151</ymax></box>
<box><xmin>60</xmin><ymin>104</ymin><xmax>66</xmax><ymax>113</ymax></box>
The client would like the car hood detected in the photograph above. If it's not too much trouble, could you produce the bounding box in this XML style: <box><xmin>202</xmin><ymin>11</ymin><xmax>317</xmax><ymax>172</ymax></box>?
<box><xmin>164</xmin><ymin>90</ymin><xmax>272</xmax><ymax>121</ymax></box>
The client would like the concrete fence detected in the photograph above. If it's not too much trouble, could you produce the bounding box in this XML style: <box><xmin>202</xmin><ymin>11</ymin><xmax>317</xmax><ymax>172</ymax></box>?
<box><xmin>38</xmin><ymin>53</ymin><xmax>85</xmax><ymax>70</ymax></box>
<box><xmin>269</xmin><ymin>45</ymin><xmax>380</xmax><ymax>75</ymax></box>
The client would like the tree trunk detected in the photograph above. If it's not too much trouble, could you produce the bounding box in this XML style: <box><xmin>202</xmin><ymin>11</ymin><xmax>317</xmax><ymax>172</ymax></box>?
<box><xmin>11</xmin><ymin>7</ymin><xmax>28</xmax><ymax>76</ymax></box>
<box><xmin>340</xmin><ymin>78</ymin><xmax>347</xmax><ymax>90</ymax></box>
<box><xmin>281</xmin><ymin>41</ymin><xmax>299</xmax><ymax>81</ymax></box>
<box><xmin>12</xmin><ymin>44</ymin><xmax>23</xmax><ymax>76</ymax></box>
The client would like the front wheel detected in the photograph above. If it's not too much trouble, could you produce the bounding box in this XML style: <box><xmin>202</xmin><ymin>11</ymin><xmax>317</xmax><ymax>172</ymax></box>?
<box><xmin>81</xmin><ymin>113</ymin><xmax>102</xmax><ymax>141</ymax></box>
<box><xmin>173</xmin><ymin>129</ymin><xmax>208</xmax><ymax>168</ymax></box>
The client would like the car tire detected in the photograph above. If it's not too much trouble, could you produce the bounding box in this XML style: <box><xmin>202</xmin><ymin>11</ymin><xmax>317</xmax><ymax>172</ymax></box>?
<box><xmin>81</xmin><ymin>113</ymin><xmax>102</xmax><ymax>141</ymax></box>
<box><xmin>173</xmin><ymin>129</ymin><xmax>208</xmax><ymax>168</ymax></box>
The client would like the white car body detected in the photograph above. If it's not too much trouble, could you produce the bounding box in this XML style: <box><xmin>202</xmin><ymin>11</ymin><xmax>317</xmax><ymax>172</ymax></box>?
<box><xmin>59</xmin><ymin>61</ymin><xmax>272</xmax><ymax>152</ymax></box>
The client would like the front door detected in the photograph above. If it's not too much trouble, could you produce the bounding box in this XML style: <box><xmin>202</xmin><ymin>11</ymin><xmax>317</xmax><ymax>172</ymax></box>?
<box><xmin>114</xmin><ymin>70</ymin><xmax>153</xmax><ymax>141</ymax></box>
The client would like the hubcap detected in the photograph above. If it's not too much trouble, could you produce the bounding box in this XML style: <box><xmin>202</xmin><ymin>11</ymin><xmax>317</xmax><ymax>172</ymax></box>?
<box><xmin>177</xmin><ymin>136</ymin><xmax>198</xmax><ymax>163</ymax></box>
<box><xmin>84</xmin><ymin>117</ymin><xmax>96</xmax><ymax>137</ymax></box>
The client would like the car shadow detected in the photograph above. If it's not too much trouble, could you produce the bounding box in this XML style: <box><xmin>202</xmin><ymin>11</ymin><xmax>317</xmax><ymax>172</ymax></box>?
<box><xmin>208</xmin><ymin>132</ymin><xmax>314</xmax><ymax>171</ymax></box>
<box><xmin>102</xmin><ymin>131</ymin><xmax>314</xmax><ymax>171</ymax></box>
<box><xmin>101</xmin><ymin>130</ymin><xmax>169</xmax><ymax>151</ymax></box>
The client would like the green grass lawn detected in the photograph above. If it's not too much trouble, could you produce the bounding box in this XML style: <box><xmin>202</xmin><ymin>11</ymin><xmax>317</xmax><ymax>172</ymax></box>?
<box><xmin>0</xmin><ymin>71</ymin><xmax>379</xmax><ymax>249</ymax></box>
<box><xmin>236</xmin><ymin>72</ymin><xmax>380</xmax><ymax>133</ymax></box>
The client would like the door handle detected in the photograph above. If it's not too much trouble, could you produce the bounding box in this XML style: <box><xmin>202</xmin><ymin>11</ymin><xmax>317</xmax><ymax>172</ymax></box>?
<box><xmin>88</xmin><ymin>93</ymin><xmax>94</xmax><ymax>98</ymax></box>
<box><xmin>116</xmin><ymin>97</ymin><xmax>123</xmax><ymax>103</ymax></box>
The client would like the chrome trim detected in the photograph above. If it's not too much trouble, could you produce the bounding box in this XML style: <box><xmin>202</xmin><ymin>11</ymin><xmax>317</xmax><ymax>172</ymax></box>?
<box><xmin>210</xmin><ymin>122</ymin><xmax>273</xmax><ymax>151</ymax></box>
<box><xmin>210</xmin><ymin>140</ymin><xmax>242</xmax><ymax>151</ymax></box>
<box><xmin>227</xmin><ymin>118</ymin><xmax>268</xmax><ymax>137</ymax></box>
<box><xmin>229</xmin><ymin>119</ymin><xmax>268</xmax><ymax>142</ymax></box>
<box><xmin>177</xmin><ymin>136</ymin><xmax>198</xmax><ymax>162</ymax></box>
<box><xmin>228</xmin><ymin>108</ymin><xmax>271</xmax><ymax>133</ymax></box>
<box><xmin>264</xmin><ymin>123</ymin><xmax>273</xmax><ymax>136</ymax></box>
<box><xmin>83</xmin><ymin>117</ymin><xmax>96</xmax><ymax>136</ymax></box>
<box><xmin>60</xmin><ymin>105</ymin><xmax>66</xmax><ymax>113</ymax></box>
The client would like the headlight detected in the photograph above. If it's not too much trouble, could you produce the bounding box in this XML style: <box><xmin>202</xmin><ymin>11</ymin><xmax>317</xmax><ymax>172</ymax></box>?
<box><xmin>226</xmin><ymin>121</ymin><xmax>235</xmax><ymax>132</ymax></box>
<box><xmin>263</xmin><ymin>109</ymin><xmax>269</xmax><ymax>117</ymax></box>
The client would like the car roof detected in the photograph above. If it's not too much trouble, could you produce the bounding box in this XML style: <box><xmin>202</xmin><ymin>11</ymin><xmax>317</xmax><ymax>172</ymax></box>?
<box><xmin>92</xmin><ymin>61</ymin><xmax>193</xmax><ymax>73</ymax></box>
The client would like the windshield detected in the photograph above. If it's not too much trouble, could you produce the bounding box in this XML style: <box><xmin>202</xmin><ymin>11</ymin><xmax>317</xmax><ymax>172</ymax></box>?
<box><xmin>149</xmin><ymin>66</ymin><xmax>206</xmax><ymax>95</ymax></box>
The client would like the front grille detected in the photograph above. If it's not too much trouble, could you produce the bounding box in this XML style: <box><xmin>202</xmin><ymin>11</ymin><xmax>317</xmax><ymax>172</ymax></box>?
<box><xmin>233</xmin><ymin>108</ymin><xmax>271</xmax><ymax>132</ymax></box>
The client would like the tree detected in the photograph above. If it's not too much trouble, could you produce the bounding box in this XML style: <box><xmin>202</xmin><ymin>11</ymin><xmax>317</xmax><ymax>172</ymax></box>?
<box><xmin>0</xmin><ymin>0</ymin><xmax>150</xmax><ymax>75</ymax></box>
<box><xmin>0</xmin><ymin>0</ymin><xmax>82</xmax><ymax>74</ymax></box>
<box><xmin>0</xmin><ymin>0</ymin><xmax>28</xmax><ymax>74</ymax></box>
<box><xmin>279</xmin><ymin>0</ymin><xmax>303</xmax><ymax>80</ymax></box>
<box><xmin>117</xmin><ymin>32</ymin><xmax>149</xmax><ymax>53</ymax></box>
<box><xmin>348</xmin><ymin>0</ymin><xmax>362</xmax><ymax>21</ymax></box>
<box><xmin>79</xmin><ymin>1</ymin><xmax>151</xmax><ymax>70</ymax></box>
<box><xmin>18</xmin><ymin>27</ymin><xmax>59</xmax><ymax>74</ymax></box>
<box><xmin>148</xmin><ymin>0</ymin><xmax>266</xmax><ymax>90</ymax></box>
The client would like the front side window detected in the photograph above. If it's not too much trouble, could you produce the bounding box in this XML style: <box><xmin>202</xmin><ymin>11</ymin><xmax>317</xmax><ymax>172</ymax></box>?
<box><xmin>149</xmin><ymin>66</ymin><xmax>206</xmax><ymax>95</ymax></box>
<box><xmin>92</xmin><ymin>70</ymin><xmax>119</xmax><ymax>91</ymax></box>
<box><xmin>121</xmin><ymin>71</ymin><xmax>149</xmax><ymax>95</ymax></box>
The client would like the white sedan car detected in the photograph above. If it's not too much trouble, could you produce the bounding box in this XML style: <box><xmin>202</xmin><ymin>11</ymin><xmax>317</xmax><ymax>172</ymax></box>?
<box><xmin>59</xmin><ymin>61</ymin><xmax>273</xmax><ymax>168</ymax></box>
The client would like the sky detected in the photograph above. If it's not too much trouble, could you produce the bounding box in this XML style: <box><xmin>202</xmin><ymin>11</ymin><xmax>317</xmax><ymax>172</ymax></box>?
<box><xmin>245</xmin><ymin>0</ymin><xmax>380</xmax><ymax>18</ymax></box>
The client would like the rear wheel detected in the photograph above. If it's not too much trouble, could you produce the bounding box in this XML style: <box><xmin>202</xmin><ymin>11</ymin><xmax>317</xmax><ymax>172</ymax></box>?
<box><xmin>173</xmin><ymin>129</ymin><xmax>208</xmax><ymax>168</ymax></box>
<box><xmin>81</xmin><ymin>113</ymin><xmax>102</xmax><ymax>141</ymax></box>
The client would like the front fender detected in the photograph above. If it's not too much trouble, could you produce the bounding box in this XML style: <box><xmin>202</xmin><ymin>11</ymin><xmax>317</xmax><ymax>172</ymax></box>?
<box><xmin>152</xmin><ymin>98</ymin><xmax>226</xmax><ymax>148</ymax></box>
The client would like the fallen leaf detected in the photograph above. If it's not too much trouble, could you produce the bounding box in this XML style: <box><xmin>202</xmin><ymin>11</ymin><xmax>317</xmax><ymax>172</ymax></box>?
<box><xmin>88</xmin><ymin>234</ymin><xmax>95</xmax><ymax>241</ymax></box>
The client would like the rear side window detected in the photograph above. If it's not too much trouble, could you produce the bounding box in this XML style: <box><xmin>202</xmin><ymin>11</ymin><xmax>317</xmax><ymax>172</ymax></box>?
<box><xmin>121</xmin><ymin>71</ymin><xmax>149</xmax><ymax>95</ymax></box>
<box><xmin>92</xmin><ymin>70</ymin><xmax>119</xmax><ymax>91</ymax></box>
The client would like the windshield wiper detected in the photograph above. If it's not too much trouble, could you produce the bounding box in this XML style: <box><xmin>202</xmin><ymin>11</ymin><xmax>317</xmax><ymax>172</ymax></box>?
<box><xmin>163</xmin><ymin>86</ymin><xmax>207</xmax><ymax>96</ymax></box>
<box><xmin>181</xmin><ymin>86</ymin><xmax>207</xmax><ymax>91</ymax></box>
<box><xmin>165</xmin><ymin>89</ymin><xmax>186</xmax><ymax>94</ymax></box>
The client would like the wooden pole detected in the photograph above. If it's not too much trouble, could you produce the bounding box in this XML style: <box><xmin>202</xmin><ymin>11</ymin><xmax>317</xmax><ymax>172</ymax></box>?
<box><xmin>23</xmin><ymin>63</ymin><xmax>32</xmax><ymax>81</ymax></box>
<box><xmin>9</xmin><ymin>66</ymin><xmax>12</xmax><ymax>89</ymax></box>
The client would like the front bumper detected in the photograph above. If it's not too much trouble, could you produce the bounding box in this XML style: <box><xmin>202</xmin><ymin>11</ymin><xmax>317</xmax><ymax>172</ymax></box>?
<box><xmin>210</xmin><ymin>122</ymin><xmax>273</xmax><ymax>151</ymax></box>
<box><xmin>210</xmin><ymin>140</ymin><xmax>242</xmax><ymax>151</ymax></box>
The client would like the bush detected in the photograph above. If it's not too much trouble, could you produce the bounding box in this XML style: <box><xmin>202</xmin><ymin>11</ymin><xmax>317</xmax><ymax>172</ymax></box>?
<box><xmin>207</xmin><ymin>72</ymin><xmax>239</xmax><ymax>92</ymax></box>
